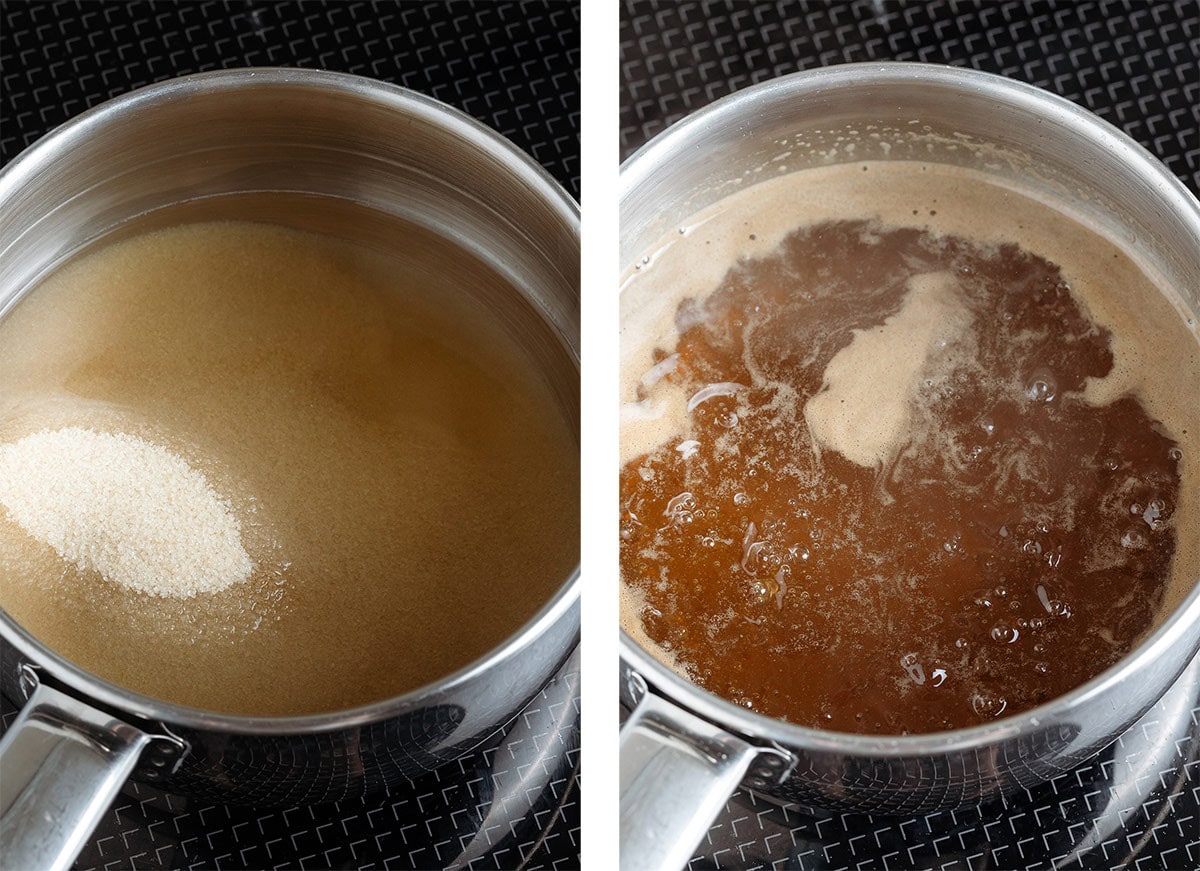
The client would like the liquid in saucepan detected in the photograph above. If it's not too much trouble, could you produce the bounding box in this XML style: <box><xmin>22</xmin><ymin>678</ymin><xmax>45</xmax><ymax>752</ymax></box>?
<box><xmin>0</xmin><ymin>209</ymin><xmax>579</xmax><ymax>716</ymax></box>
<box><xmin>619</xmin><ymin>162</ymin><xmax>1200</xmax><ymax>734</ymax></box>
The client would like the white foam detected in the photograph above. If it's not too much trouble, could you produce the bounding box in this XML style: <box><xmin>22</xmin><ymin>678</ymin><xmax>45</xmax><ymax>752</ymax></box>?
<box><xmin>805</xmin><ymin>272</ymin><xmax>971</xmax><ymax>468</ymax></box>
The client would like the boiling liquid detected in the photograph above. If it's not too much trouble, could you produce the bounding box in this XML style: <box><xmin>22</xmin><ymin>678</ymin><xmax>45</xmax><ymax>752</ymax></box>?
<box><xmin>619</xmin><ymin>162</ymin><xmax>1200</xmax><ymax>734</ymax></box>
<box><xmin>0</xmin><ymin>206</ymin><xmax>579</xmax><ymax>716</ymax></box>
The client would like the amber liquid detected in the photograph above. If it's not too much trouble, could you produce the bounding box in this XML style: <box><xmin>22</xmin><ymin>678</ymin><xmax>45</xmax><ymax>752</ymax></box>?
<box><xmin>620</xmin><ymin>166</ymin><xmax>1198</xmax><ymax>735</ymax></box>
<box><xmin>0</xmin><ymin>199</ymin><xmax>579</xmax><ymax>716</ymax></box>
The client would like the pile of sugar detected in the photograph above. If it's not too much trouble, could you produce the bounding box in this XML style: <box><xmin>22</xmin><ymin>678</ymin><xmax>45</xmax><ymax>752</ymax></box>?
<box><xmin>0</xmin><ymin>427</ymin><xmax>253</xmax><ymax>597</ymax></box>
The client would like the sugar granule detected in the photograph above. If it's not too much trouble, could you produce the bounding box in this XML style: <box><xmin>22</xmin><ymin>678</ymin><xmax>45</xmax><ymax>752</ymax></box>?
<box><xmin>0</xmin><ymin>427</ymin><xmax>253</xmax><ymax>597</ymax></box>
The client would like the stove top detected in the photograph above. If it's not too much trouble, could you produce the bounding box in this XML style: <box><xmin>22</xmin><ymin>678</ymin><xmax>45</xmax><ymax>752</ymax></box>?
<box><xmin>0</xmin><ymin>2</ymin><xmax>581</xmax><ymax>869</ymax></box>
<box><xmin>620</xmin><ymin>2</ymin><xmax>1199</xmax><ymax>868</ymax></box>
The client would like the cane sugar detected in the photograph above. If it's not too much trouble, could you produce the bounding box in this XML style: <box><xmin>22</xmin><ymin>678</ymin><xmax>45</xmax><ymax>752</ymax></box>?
<box><xmin>0</xmin><ymin>427</ymin><xmax>253</xmax><ymax>597</ymax></box>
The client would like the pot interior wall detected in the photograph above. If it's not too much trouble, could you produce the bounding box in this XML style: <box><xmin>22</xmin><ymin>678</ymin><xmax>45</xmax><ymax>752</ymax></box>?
<box><xmin>621</xmin><ymin>74</ymin><xmax>1200</xmax><ymax>329</ymax></box>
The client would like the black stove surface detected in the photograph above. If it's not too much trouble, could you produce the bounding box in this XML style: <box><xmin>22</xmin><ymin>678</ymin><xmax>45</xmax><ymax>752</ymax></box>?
<box><xmin>620</xmin><ymin>2</ymin><xmax>1198</xmax><ymax>868</ymax></box>
<box><xmin>0</xmin><ymin>2</ymin><xmax>581</xmax><ymax>869</ymax></box>
<box><xmin>1</xmin><ymin>0</ymin><xmax>580</xmax><ymax>201</ymax></box>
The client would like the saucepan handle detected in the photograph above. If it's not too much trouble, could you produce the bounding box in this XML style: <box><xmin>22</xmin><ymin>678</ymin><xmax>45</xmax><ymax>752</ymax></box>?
<box><xmin>620</xmin><ymin>687</ymin><xmax>762</xmax><ymax>871</ymax></box>
<box><xmin>0</xmin><ymin>679</ymin><xmax>154</xmax><ymax>871</ymax></box>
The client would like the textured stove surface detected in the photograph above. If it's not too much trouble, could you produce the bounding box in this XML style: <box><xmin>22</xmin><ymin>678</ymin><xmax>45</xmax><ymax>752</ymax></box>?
<box><xmin>1</xmin><ymin>0</ymin><xmax>580</xmax><ymax>201</ymax></box>
<box><xmin>620</xmin><ymin>0</ymin><xmax>1198</xmax><ymax>194</ymax></box>
<box><xmin>620</xmin><ymin>1</ymin><xmax>1198</xmax><ymax>868</ymax></box>
<box><xmin>0</xmin><ymin>2</ymin><xmax>580</xmax><ymax>869</ymax></box>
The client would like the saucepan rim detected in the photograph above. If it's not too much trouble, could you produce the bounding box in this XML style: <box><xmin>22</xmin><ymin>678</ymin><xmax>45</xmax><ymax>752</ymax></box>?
<box><xmin>0</xmin><ymin>67</ymin><xmax>582</xmax><ymax>735</ymax></box>
<box><xmin>618</xmin><ymin>60</ymin><xmax>1200</xmax><ymax>758</ymax></box>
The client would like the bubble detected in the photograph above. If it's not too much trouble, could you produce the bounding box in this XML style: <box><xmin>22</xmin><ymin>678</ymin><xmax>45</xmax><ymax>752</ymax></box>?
<box><xmin>1120</xmin><ymin>527</ymin><xmax>1148</xmax><ymax>550</ymax></box>
<box><xmin>900</xmin><ymin>653</ymin><xmax>926</xmax><ymax>685</ymax></box>
<box><xmin>664</xmin><ymin>492</ymin><xmax>696</xmax><ymax>526</ymax></box>
<box><xmin>700</xmin><ymin>536</ymin><xmax>716</xmax><ymax>548</ymax></box>
<box><xmin>1130</xmin><ymin>502</ymin><xmax>1143</xmax><ymax>516</ymax></box>
<box><xmin>955</xmin><ymin>638</ymin><xmax>968</xmax><ymax>649</ymax></box>
<box><xmin>1168</xmin><ymin>447</ymin><xmax>1183</xmax><ymax>462</ymax></box>
<box><xmin>1034</xmin><ymin>662</ymin><xmax>1048</xmax><ymax>674</ymax></box>
<box><xmin>991</xmin><ymin>622</ymin><xmax>1019</xmax><ymax>644</ymax></box>
<box><xmin>716</xmin><ymin>411</ymin><xmax>739</xmax><ymax>428</ymax></box>
<box><xmin>1142</xmin><ymin>500</ymin><xmax>1167</xmax><ymax>530</ymax></box>
<box><xmin>1024</xmin><ymin>375</ymin><xmax>1057</xmax><ymax>403</ymax></box>
<box><xmin>970</xmin><ymin>692</ymin><xmax>1008</xmax><ymax>719</ymax></box>
<box><xmin>620</xmin><ymin>518</ymin><xmax>642</xmax><ymax>542</ymax></box>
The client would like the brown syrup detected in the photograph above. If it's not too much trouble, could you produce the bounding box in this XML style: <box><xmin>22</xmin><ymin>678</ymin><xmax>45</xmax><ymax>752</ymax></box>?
<box><xmin>620</xmin><ymin>219</ymin><xmax>1182</xmax><ymax>734</ymax></box>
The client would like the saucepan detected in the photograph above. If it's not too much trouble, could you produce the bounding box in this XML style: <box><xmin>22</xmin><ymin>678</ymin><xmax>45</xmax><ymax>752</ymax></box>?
<box><xmin>618</xmin><ymin>63</ymin><xmax>1200</xmax><ymax>870</ymax></box>
<box><xmin>0</xmin><ymin>69</ymin><xmax>580</xmax><ymax>871</ymax></box>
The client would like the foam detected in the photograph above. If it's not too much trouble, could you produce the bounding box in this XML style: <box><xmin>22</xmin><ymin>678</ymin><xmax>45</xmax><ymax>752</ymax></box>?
<box><xmin>804</xmin><ymin>271</ymin><xmax>972</xmax><ymax>469</ymax></box>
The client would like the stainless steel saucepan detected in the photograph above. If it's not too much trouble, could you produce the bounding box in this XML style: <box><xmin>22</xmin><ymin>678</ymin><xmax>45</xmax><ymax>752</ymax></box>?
<box><xmin>0</xmin><ymin>69</ymin><xmax>580</xmax><ymax>871</ymax></box>
<box><xmin>618</xmin><ymin>63</ymin><xmax>1200</xmax><ymax>871</ymax></box>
